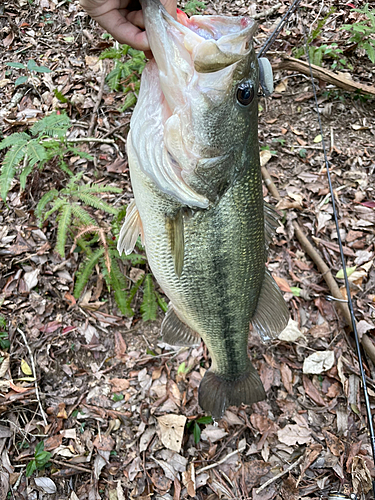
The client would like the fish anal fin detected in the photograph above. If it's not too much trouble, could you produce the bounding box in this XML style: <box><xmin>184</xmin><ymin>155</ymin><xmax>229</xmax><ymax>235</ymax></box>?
<box><xmin>161</xmin><ymin>305</ymin><xmax>200</xmax><ymax>346</ymax></box>
<box><xmin>252</xmin><ymin>269</ymin><xmax>289</xmax><ymax>342</ymax></box>
<box><xmin>198</xmin><ymin>364</ymin><xmax>265</xmax><ymax>420</ymax></box>
<box><xmin>117</xmin><ymin>200</ymin><xmax>144</xmax><ymax>255</ymax></box>
<box><xmin>166</xmin><ymin>210</ymin><xmax>184</xmax><ymax>277</ymax></box>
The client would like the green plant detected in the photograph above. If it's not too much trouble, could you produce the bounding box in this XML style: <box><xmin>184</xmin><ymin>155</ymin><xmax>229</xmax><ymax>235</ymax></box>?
<box><xmin>184</xmin><ymin>0</ymin><xmax>206</xmax><ymax>16</ymax></box>
<box><xmin>36</xmin><ymin>172</ymin><xmax>121</xmax><ymax>257</ymax></box>
<box><xmin>342</xmin><ymin>3</ymin><xmax>375</xmax><ymax>63</ymax></box>
<box><xmin>293</xmin><ymin>7</ymin><xmax>350</xmax><ymax>70</ymax></box>
<box><xmin>100</xmin><ymin>44</ymin><xmax>146</xmax><ymax>110</ymax></box>
<box><xmin>6</xmin><ymin>59</ymin><xmax>51</xmax><ymax>87</ymax></box>
<box><xmin>0</xmin><ymin>112</ymin><xmax>92</xmax><ymax>201</ymax></box>
<box><xmin>26</xmin><ymin>441</ymin><xmax>51</xmax><ymax>477</ymax></box>
<box><xmin>186</xmin><ymin>416</ymin><xmax>213</xmax><ymax>444</ymax></box>
<box><xmin>0</xmin><ymin>316</ymin><xmax>10</xmax><ymax>351</ymax></box>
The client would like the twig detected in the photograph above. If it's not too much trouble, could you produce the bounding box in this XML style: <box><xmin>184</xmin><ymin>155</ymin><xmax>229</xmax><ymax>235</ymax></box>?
<box><xmin>66</xmin><ymin>138</ymin><xmax>115</xmax><ymax>144</ymax></box>
<box><xmin>17</xmin><ymin>328</ymin><xmax>48</xmax><ymax>426</ymax></box>
<box><xmin>254</xmin><ymin>3</ymin><xmax>282</xmax><ymax>19</ymax></box>
<box><xmin>261</xmin><ymin>166</ymin><xmax>281</xmax><ymax>200</ymax></box>
<box><xmin>195</xmin><ymin>446</ymin><xmax>245</xmax><ymax>475</ymax></box>
<box><xmin>87</xmin><ymin>61</ymin><xmax>107</xmax><ymax>138</ymax></box>
<box><xmin>256</xmin><ymin>455</ymin><xmax>304</xmax><ymax>494</ymax></box>
<box><xmin>48</xmin><ymin>458</ymin><xmax>91</xmax><ymax>473</ymax></box>
<box><xmin>272</xmin><ymin>55</ymin><xmax>375</xmax><ymax>97</ymax></box>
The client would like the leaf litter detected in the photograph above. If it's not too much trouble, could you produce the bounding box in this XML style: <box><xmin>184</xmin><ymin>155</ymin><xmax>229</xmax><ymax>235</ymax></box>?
<box><xmin>0</xmin><ymin>0</ymin><xmax>375</xmax><ymax>499</ymax></box>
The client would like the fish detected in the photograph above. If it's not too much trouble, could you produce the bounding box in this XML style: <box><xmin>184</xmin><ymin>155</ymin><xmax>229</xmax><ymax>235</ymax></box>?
<box><xmin>117</xmin><ymin>0</ymin><xmax>289</xmax><ymax>419</ymax></box>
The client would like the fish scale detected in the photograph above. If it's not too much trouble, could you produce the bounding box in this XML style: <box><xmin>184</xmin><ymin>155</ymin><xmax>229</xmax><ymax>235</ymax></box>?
<box><xmin>118</xmin><ymin>0</ymin><xmax>289</xmax><ymax>418</ymax></box>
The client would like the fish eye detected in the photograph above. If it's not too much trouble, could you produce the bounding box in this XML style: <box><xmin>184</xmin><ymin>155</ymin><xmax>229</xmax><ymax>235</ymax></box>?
<box><xmin>236</xmin><ymin>82</ymin><xmax>255</xmax><ymax>106</ymax></box>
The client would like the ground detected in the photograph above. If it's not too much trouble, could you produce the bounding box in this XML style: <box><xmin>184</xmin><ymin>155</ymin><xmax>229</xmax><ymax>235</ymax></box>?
<box><xmin>1</xmin><ymin>0</ymin><xmax>375</xmax><ymax>499</ymax></box>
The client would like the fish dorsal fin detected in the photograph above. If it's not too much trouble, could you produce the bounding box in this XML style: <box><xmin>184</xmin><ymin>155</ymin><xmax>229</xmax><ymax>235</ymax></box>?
<box><xmin>251</xmin><ymin>269</ymin><xmax>289</xmax><ymax>342</ymax></box>
<box><xmin>117</xmin><ymin>199</ymin><xmax>144</xmax><ymax>255</ymax></box>
<box><xmin>161</xmin><ymin>305</ymin><xmax>201</xmax><ymax>346</ymax></box>
<box><xmin>166</xmin><ymin>210</ymin><xmax>185</xmax><ymax>277</ymax></box>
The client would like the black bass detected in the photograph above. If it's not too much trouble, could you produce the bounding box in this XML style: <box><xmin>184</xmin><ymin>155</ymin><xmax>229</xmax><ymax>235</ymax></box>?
<box><xmin>118</xmin><ymin>0</ymin><xmax>289</xmax><ymax>419</ymax></box>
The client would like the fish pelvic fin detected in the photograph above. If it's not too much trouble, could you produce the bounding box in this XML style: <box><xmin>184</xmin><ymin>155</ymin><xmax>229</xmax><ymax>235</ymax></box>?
<box><xmin>252</xmin><ymin>269</ymin><xmax>289</xmax><ymax>342</ymax></box>
<box><xmin>117</xmin><ymin>199</ymin><xmax>144</xmax><ymax>255</ymax></box>
<box><xmin>166</xmin><ymin>210</ymin><xmax>184</xmax><ymax>277</ymax></box>
<box><xmin>161</xmin><ymin>305</ymin><xmax>201</xmax><ymax>346</ymax></box>
<box><xmin>198</xmin><ymin>364</ymin><xmax>265</xmax><ymax>420</ymax></box>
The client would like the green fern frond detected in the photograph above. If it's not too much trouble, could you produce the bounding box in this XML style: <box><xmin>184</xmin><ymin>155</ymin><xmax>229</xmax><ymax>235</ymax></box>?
<box><xmin>71</xmin><ymin>204</ymin><xmax>97</xmax><ymax>226</ymax></box>
<box><xmin>121</xmin><ymin>252</ymin><xmax>147</xmax><ymax>266</ymax></box>
<box><xmin>20</xmin><ymin>163</ymin><xmax>35</xmax><ymax>190</ymax></box>
<box><xmin>57</xmin><ymin>160</ymin><xmax>74</xmax><ymax>177</ymax></box>
<box><xmin>36</xmin><ymin>189</ymin><xmax>58</xmax><ymax>222</ymax></box>
<box><xmin>155</xmin><ymin>291</ymin><xmax>168</xmax><ymax>313</ymax></box>
<box><xmin>43</xmin><ymin>197</ymin><xmax>66</xmax><ymax>220</ymax></box>
<box><xmin>76</xmin><ymin>192</ymin><xmax>118</xmax><ymax>215</ymax></box>
<box><xmin>74</xmin><ymin>247</ymin><xmax>104</xmax><ymax>298</ymax></box>
<box><xmin>106</xmin><ymin>256</ymin><xmax>133</xmax><ymax>316</ymax></box>
<box><xmin>0</xmin><ymin>132</ymin><xmax>29</xmax><ymax>150</ymax></box>
<box><xmin>30</xmin><ymin>112</ymin><xmax>71</xmax><ymax>139</ymax></box>
<box><xmin>140</xmin><ymin>274</ymin><xmax>158</xmax><ymax>321</ymax></box>
<box><xmin>79</xmin><ymin>183</ymin><xmax>122</xmax><ymax>194</ymax></box>
<box><xmin>56</xmin><ymin>203</ymin><xmax>72</xmax><ymax>257</ymax></box>
<box><xmin>26</xmin><ymin>140</ymin><xmax>48</xmax><ymax>168</ymax></box>
<box><xmin>0</xmin><ymin>143</ymin><xmax>27</xmax><ymax>200</ymax></box>
<box><xmin>64</xmin><ymin>146</ymin><xmax>94</xmax><ymax>161</ymax></box>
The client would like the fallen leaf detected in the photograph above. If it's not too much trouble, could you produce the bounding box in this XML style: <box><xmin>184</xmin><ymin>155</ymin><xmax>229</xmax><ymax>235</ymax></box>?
<box><xmin>303</xmin><ymin>375</ymin><xmax>326</xmax><ymax>406</ymax></box>
<box><xmin>200</xmin><ymin>425</ymin><xmax>228</xmax><ymax>443</ymax></box>
<box><xmin>352</xmin><ymin>456</ymin><xmax>372</xmax><ymax>495</ymax></box>
<box><xmin>157</xmin><ymin>414</ymin><xmax>186</xmax><ymax>453</ymax></box>
<box><xmin>260</xmin><ymin>149</ymin><xmax>272</xmax><ymax>167</ymax></box>
<box><xmin>323</xmin><ymin>430</ymin><xmax>345</xmax><ymax>457</ymax></box>
<box><xmin>21</xmin><ymin>359</ymin><xmax>32</xmax><ymax>376</ymax></box>
<box><xmin>34</xmin><ymin>477</ymin><xmax>57</xmax><ymax>494</ymax></box>
<box><xmin>272</xmin><ymin>275</ymin><xmax>291</xmax><ymax>292</ymax></box>
<box><xmin>280</xmin><ymin>363</ymin><xmax>293</xmax><ymax>394</ymax></box>
<box><xmin>277</xmin><ymin>424</ymin><xmax>312</xmax><ymax>446</ymax></box>
<box><xmin>23</xmin><ymin>269</ymin><xmax>39</xmax><ymax>292</ymax></box>
<box><xmin>303</xmin><ymin>351</ymin><xmax>335</xmax><ymax>374</ymax></box>
<box><xmin>278</xmin><ymin>319</ymin><xmax>304</xmax><ymax>341</ymax></box>
<box><xmin>182</xmin><ymin>463</ymin><xmax>196</xmax><ymax>497</ymax></box>
<box><xmin>109</xmin><ymin>378</ymin><xmax>130</xmax><ymax>392</ymax></box>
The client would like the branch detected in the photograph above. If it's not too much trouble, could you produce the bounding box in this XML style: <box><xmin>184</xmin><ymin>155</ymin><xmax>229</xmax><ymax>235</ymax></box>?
<box><xmin>272</xmin><ymin>55</ymin><xmax>375</xmax><ymax>97</ymax></box>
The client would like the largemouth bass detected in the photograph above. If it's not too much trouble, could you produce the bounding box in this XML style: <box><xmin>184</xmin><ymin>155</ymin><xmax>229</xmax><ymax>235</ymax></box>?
<box><xmin>118</xmin><ymin>0</ymin><xmax>289</xmax><ymax>419</ymax></box>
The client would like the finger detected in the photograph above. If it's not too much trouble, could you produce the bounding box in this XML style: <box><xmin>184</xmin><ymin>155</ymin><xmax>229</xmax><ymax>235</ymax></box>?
<box><xmin>125</xmin><ymin>9</ymin><xmax>145</xmax><ymax>30</ymax></box>
<box><xmin>93</xmin><ymin>10</ymin><xmax>149</xmax><ymax>50</ymax></box>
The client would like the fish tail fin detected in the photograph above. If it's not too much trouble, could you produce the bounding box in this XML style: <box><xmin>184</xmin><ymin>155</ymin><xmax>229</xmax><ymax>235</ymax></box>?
<box><xmin>198</xmin><ymin>364</ymin><xmax>265</xmax><ymax>420</ymax></box>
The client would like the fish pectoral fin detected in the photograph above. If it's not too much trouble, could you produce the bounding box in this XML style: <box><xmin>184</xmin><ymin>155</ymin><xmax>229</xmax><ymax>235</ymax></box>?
<box><xmin>166</xmin><ymin>211</ymin><xmax>185</xmax><ymax>277</ymax></box>
<box><xmin>117</xmin><ymin>199</ymin><xmax>144</xmax><ymax>255</ymax></box>
<box><xmin>161</xmin><ymin>305</ymin><xmax>200</xmax><ymax>346</ymax></box>
<box><xmin>251</xmin><ymin>269</ymin><xmax>290</xmax><ymax>342</ymax></box>
<box><xmin>198</xmin><ymin>364</ymin><xmax>265</xmax><ymax>420</ymax></box>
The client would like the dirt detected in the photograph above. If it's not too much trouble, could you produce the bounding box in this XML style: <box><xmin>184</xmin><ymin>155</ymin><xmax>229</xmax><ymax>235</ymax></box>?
<box><xmin>1</xmin><ymin>0</ymin><xmax>375</xmax><ymax>499</ymax></box>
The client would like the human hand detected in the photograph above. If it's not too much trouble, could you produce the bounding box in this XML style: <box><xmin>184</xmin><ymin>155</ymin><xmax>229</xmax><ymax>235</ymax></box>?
<box><xmin>79</xmin><ymin>0</ymin><xmax>177</xmax><ymax>52</ymax></box>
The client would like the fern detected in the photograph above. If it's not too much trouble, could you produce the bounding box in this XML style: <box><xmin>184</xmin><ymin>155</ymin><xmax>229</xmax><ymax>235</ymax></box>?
<box><xmin>0</xmin><ymin>132</ymin><xmax>29</xmax><ymax>150</ymax></box>
<box><xmin>56</xmin><ymin>203</ymin><xmax>72</xmax><ymax>256</ymax></box>
<box><xmin>36</xmin><ymin>189</ymin><xmax>58</xmax><ymax>221</ymax></box>
<box><xmin>0</xmin><ymin>142</ymin><xmax>27</xmax><ymax>201</ymax></box>
<box><xmin>74</xmin><ymin>247</ymin><xmax>105</xmax><ymax>298</ymax></box>
<box><xmin>30</xmin><ymin>113</ymin><xmax>71</xmax><ymax>139</ymax></box>
<box><xmin>107</xmin><ymin>255</ymin><xmax>133</xmax><ymax>316</ymax></box>
<box><xmin>76</xmin><ymin>192</ymin><xmax>119</xmax><ymax>215</ymax></box>
<box><xmin>71</xmin><ymin>204</ymin><xmax>97</xmax><ymax>227</ymax></box>
<box><xmin>140</xmin><ymin>274</ymin><xmax>158</xmax><ymax>321</ymax></box>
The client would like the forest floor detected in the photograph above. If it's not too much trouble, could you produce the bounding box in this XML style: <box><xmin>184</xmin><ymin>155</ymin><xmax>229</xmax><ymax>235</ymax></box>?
<box><xmin>1</xmin><ymin>0</ymin><xmax>375</xmax><ymax>499</ymax></box>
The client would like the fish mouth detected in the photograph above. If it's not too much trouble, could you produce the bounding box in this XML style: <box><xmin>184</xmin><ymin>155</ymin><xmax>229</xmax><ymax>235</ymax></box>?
<box><xmin>141</xmin><ymin>0</ymin><xmax>257</xmax><ymax>108</ymax></box>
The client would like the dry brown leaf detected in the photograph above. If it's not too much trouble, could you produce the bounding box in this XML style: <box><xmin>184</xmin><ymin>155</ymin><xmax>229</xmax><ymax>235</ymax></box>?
<box><xmin>280</xmin><ymin>363</ymin><xmax>293</xmax><ymax>394</ymax></box>
<box><xmin>182</xmin><ymin>463</ymin><xmax>196</xmax><ymax>497</ymax></box>
<box><xmin>352</xmin><ymin>456</ymin><xmax>373</xmax><ymax>495</ymax></box>
<box><xmin>157</xmin><ymin>414</ymin><xmax>186</xmax><ymax>453</ymax></box>
<box><xmin>109</xmin><ymin>378</ymin><xmax>130</xmax><ymax>392</ymax></box>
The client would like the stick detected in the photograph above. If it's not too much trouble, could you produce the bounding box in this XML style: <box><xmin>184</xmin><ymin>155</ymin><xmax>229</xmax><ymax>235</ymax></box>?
<box><xmin>272</xmin><ymin>56</ymin><xmax>375</xmax><ymax>97</ymax></box>
<box><xmin>256</xmin><ymin>455</ymin><xmax>304</xmax><ymax>494</ymax></box>
<box><xmin>195</xmin><ymin>446</ymin><xmax>245</xmax><ymax>475</ymax></box>
<box><xmin>17</xmin><ymin>328</ymin><xmax>48</xmax><ymax>426</ymax></box>
<box><xmin>87</xmin><ymin>61</ymin><xmax>107</xmax><ymax>138</ymax></box>
<box><xmin>49</xmin><ymin>458</ymin><xmax>91</xmax><ymax>473</ymax></box>
<box><xmin>254</xmin><ymin>3</ymin><xmax>282</xmax><ymax>19</ymax></box>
